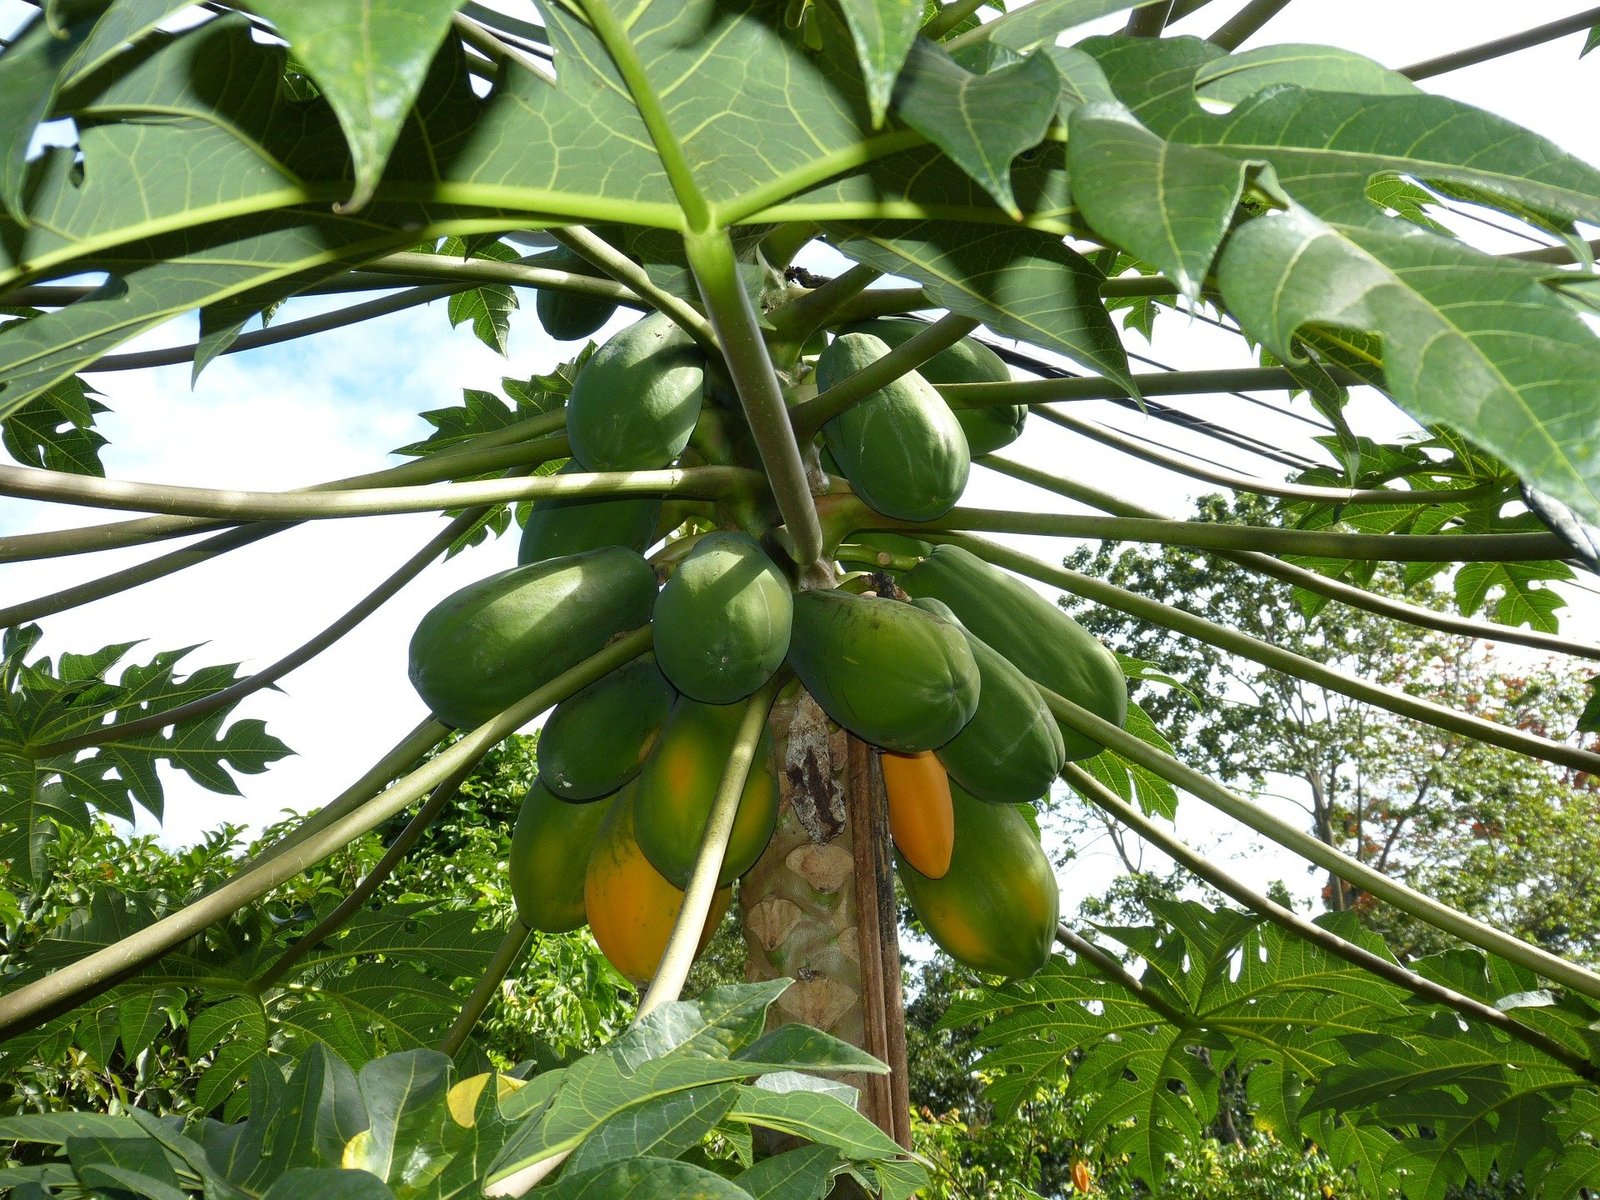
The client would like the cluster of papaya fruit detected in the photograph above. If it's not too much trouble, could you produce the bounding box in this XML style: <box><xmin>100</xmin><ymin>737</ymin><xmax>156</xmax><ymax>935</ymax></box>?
<box><xmin>405</xmin><ymin>304</ymin><xmax>1129</xmax><ymax>984</ymax></box>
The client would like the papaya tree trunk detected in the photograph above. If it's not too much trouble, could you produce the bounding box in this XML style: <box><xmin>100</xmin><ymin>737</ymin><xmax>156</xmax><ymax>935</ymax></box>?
<box><xmin>741</xmin><ymin>685</ymin><xmax>912</xmax><ymax>1149</ymax></box>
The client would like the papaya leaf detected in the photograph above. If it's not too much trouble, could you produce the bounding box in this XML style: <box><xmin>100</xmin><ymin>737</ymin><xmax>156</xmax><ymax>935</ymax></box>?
<box><xmin>260</xmin><ymin>1169</ymin><xmax>397</xmax><ymax>1200</ymax></box>
<box><xmin>1067</xmin><ymin>102</ymin><xmax>1268</xmax><ymax>301</ymax></box>
<box><xmin>0</xmin><ymin>373</ymin><xmax>110</xmax><ymax>476</ymax></box>
<box><xmin>242</xmin><ymin>0</ymin><xmax>468</xmax><ymax>212</ymax></box>
<box><xmin>890</xmin><ymin>39</ymin><xmax>1060</xmax><ymax>216</ymax></box>
<box><xmin>436</xmin><ymin>237</ymin><xmax>520</xmax><ymax>357</ymax></box>
<box><xmin>736</xmin><ymin>1144</ymin><xmax>842</xmax><ymax>1200</ymax></box>
<box><xmin>833</xmin><ymin>0</ymin><xmax>921</xmax><ymax>127</ymax></box>
<box><xmin>1085</xmin><ymin>36</ymin><xmax>1600</xmax><ymax>233</ymax></box>
<box><xmin>1218</xmin><ymin>206</ymin><xmax>1600</xmax><ymax>527</ymax></box>
<box><xmin>533</xmin><ymin>1157</ymin><xmax>751</xmax><ymax>1200</ymax></box>
<box><xmin>0</xmin><ymin>9</ymin><xmax>89</xmax><ymax>223</ymax></box>
<box><xmin>1578</xmin><ymin>677</ymin><xmax>1600</xmax><ymax>735</ymax></box>
<box><xmin>968</xmin><ymin>0</ymin><xmax>1169</xmax><ymax>53</ymax></box>
<box><xmin>830</xmin><ymin>221</ymin><xmax>1134</xmax><ymax>391</ymax></box>
<box><xmin>0</xmin><ymin>631</ymin><xmax>291</xmax><ymax>882</ymax></box>
<box><xmin>64</xmin><ymin>1132</ymin><xmax>188</xmax><ymax>1200</ymax></box>
<box><xmin>1192</xmin><ymin>44</ymin><xmax>1421</xmax><ymax>105</ymax></box>
<box><xmin>1072</xmin><ymin>699</ymin><xmax>1178</xmax><ymax>819</ymax></box>
<box><xmin>561</xmin><ymin>1084</ymin><xmax>739</xmax><ymax>1177</ymax></box>
<box><xmin>724</xmin><ymin>1082</ymin><xmax>905</xmax><ymax>1160</ymax></box>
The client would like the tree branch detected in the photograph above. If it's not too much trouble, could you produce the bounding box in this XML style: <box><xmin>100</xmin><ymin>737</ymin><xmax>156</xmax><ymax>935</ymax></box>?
<box><xmin>0</xmin><ymin>627</ymin><xmax>653</xmax><ymax>1041</ymax></box>
<box><xmin>550</xmin><ymin>226</ymin><xmax>718</xmax><ymax>349</ymax></box>
<box><xmin>26</xmin><ymin>503</ymin><xmax>495</xmax><ymax>756</ymax></box>
<box><xmin>979</xmin><ymin>456</ymin><xmax>1600</xmax><ymax>661</ymax></box>
<box><xmin>928</xmin><ymin>505</ymin><xmax>1568</xmax><ymax>562</ymax></box>
<box><xmin>0</xmin><ymin>412</ymin><xmax>569</xmax><ymax>563</ymax></box>
<box><xmin>685</xmin><ymin>230</ymin><xmax>827</xmax><ymax>578</ymax></box>
<box><xmin>1064</xmin><ymin>763</ymin><xmax>1600</xmax><ymax>1081</ymax></box>
<box><xmin>636</xmin><ymin>674</ymin><xmax>784</xmax><ymax>1021</ymax></box>
<box><xmin>1039</xmin><ymin>683</ymin><xmax>1600</xmax><ymax>1002</ymax></box>
<box><xmin>946</xmin><ymin>533</ymin><xmax>1600</xmax><ymax>777</ymax></box>
<box><xmin>791</xmin><ymin>315</ymin><xmax>980</xmax><ymax>438</ymax></box>
<box><xmin>1399</xmin><ymin>7</ymin><xmax>1600</xmax><ymax>79</ymax></box>
<box><xmin>1029</xmin><ymin>403</ymin><xmax>1499</xmax><ymax>506</ymax></box>
<box><xmin>440</xmin><ymin>922</ymin><xmax>535</xmax><ymax>1058</ymax></box>
<box><xmin>0</xmin><ymin>462</ymin><xmax>757</xmax><ymax>522</ymax></box>
<box><xmin>940</xmin><ymin>366</ymin><xmax>1366</xmax><ymax>408</ymax></box>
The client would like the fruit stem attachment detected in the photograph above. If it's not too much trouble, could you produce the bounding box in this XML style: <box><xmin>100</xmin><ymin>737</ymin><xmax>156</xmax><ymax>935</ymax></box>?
<box><xmin>0</xmin><ymin>627</ymin><xmax>653</xmax><ymax>1042</ymax></box>
<box><xmin>635</xmin><ymin>673</ymin><xmax>787</xmax><ymax>1023</ymax></box>
<box><xmin>1040</xmin><ymin>686</ymin><xmax>1600</xmax><ymax>1004</ymax></box>
<box><xmin>1064</xmin><ymin>763</ymin><xmax>1600</xmax><ymax>1081</ymax></box>
<box><xmin>791</xmin><ymin>315</ymin><xmax>981</xmax><ymax>439</ymax></box>
<box><xmin>684</xmin><ymin>229</ymin><xmax>829</xmax><ymax>580</ymax></box>
<box><xmin>440</xmin><ymin>922</ymin><xmax>536</xmax><ymax>1058</ymax></box>
<box><xmin>767</xmin><ymin>264</ymin><xmax>882</xmax><ymax>339</ymax></box>
<box><xmin>551</xmin><ymin>226</ymin><xmax>719</xmax><ymax>349</ymax></box>
<box><xmin>833</xmin><ymin>543</ymin><xmax>924</xmax><ymax>574</ymax></box>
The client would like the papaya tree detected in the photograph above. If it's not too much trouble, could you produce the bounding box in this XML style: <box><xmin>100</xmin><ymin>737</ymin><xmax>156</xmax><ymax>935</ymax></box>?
<box><xmin>3</xmin><ymin>1</ymin><xmax>1600</xmax><ymax>1197</ymax></box>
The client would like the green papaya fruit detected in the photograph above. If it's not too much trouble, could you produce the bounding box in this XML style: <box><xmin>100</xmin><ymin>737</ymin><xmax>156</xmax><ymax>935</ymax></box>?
<box><xmin>566</xmin><ymin>312</ymin><xmax>705</xmax><ymax>470</ymax></box>
<box><xmin>816</xmin><ymin>333</ymin><xmax>970</xmax><ymax>522</ymax></box>
<box><xmin>408</xmin><ymin>546</ymin><xmax>658</xmax><ymax>730</ymax></box>
<box><xmin>632</xmin><ymin>695</ymin><xmax>780</xmax><ymax>889</ymax></box>
<box><xmin>538</xmin><ymin>656</ymin><xmax>676</xmax><ymax>801</ymax></box>
<box><xmin>912</xmin><ymin>597</ymin><xmax>1065</xmax><ymax>805</ymax></box>
<box><xmin>841</xmin><ymin>317</ymin><xmax>1025</xmax><ymax>455</ymax></box>
<box><xmin>653</xmin><ymin>532</ymin><xmax>793</xmax><ymax>704</ymax></box>
<box><xmin>508</xmin><ymin>778</ymin><xmax>613</xmax><ymax>932</ymax></box>
<box><xmin>787</xmin><ymin>589</ymin><xmax>978</xmax><ymax>753</ymax></box>
<box><xmin>518</xmin><ymin>461</ymin><xmax>664</xmax><ymax>565</ymax></box>
<box><xmin>902</xmin><ymin>544</ymin><xmax>1126</xmax><ymax>760</ymax></box>
<box><xmin>898</xmin><ymin>781</ymin><xmax>1059</xmax><ymax>978</ymax></box>
<box><xmin>533</xmin><ymin>250</ymin><xmax>618</xmax><ymax>342</ymax></box>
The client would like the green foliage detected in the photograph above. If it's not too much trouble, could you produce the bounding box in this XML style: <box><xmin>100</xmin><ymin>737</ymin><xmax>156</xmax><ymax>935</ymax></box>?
<box><xmin>947</xmin><ymin>902</ymin><xmax>1600</xmax><ymax>1199</ymax></box>
<box><xmin>0</xmin><ymin>625</ymin><xmax>292</xmax><ymax>884</ymax></box>
<box><xmin>0</xmin><ymin>984</ymin><xmax>923</xmax><ymax>1199</ymax></box>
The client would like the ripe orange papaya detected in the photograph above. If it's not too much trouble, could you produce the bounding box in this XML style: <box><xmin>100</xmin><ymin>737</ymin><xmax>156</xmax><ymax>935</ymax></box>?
<box><xmin>840</xmin><ymin>317</ymin><xmax>1025</xmax><ymax>455</ymax></box>
<box><xmin>653</xmin><ymin>531</ymin><xmax>793</xmax><ymax>704</ymax></box>
<box><xmin>632</xmin><ymin>695</ymin><xmax>780</xmax><ymax>888</ymax></box>
<box><xmin>787</xmin><ymin>588</ymin><xmax>978</xmax><ymax>753</ymax></box>
<box><xmin>903</xmin><ymin>544</ymin><xmax>1126</xmax><ymax>761</ymax></box>
<box><xmin>880</xmin><ymin>750</ymin><xmax>954</xmax><ymax>879</ymax></box>
<box><xmin>407</xmin><ymin>546</ymin><xmax>658</xmax><ymax>730</ymax></box>
<box><xmin>584</xmin><ymin>782</ymin><xmax>731</xmax><ymax>983</ymax></box>
<box><xmin>507</xmin><ymin>778</ymin><xmax>612</xmax><ymax>933</ymax></box>
<box><xmin>912</xmin><ymin>597</ymin><xmax>1066</xmax><ymax>805</ymax></box>
<box><xmin>537</xmin><ymin>656</ymin><xmax>676</xmax><ymax>801</ymax></box>
<box><xmin>816</xmin><ymin>332</ymin><xmax>970</xmax><ymax>522</ymax></box>
<box><xmin>898</xmin><ymin>781</ymin><xmax>1059</xmax><ymax>979</ymax></box>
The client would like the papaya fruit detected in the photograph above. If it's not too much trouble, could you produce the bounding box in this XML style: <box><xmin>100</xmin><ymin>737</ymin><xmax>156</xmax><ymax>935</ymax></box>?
<box><xmin>566</xmin><ymin>312</ymin><xmax>705</xmax><ymax>470</ymax></box>
<box><xmin>632</xmin><ymin>695</ymin><xmax>780</xmax><ymax>888</ymax></box>
<box><xmin>584</xmin><ymin>781</ymin><xmax>732</xmax><ymax>983</ymax></box>
<box><xmin>517</xmin><ymin>462</ymin><xmax>663</xmax><ymax>566</ymax></box>
<box><xmin>786</xmin><ymin>588</ymin><xmax>978</xmax><ymax>753</ymax></box>
<box><xmin>537</xmin><ymin>656</ymin><xmax>676</xmax><ymax>801</ymax></box>
<box><xmin>912</xmin><ymin>597</ymin><xmax>1066</xmax><ymax>805</ymax></box>
<box><xmin>898</xmin><ymin>781</ymin><xmax>1059</xmax><ymax>978</ymax></box>
<box><xmin>903</xmin><ymin>544</ymin><xmax>1126</xmax><ymax>761</ymax></box>
<box><xmin>816</xmin><ymin>333</ymin><xmax>970</xmax><ymax>522</ymax></box>
<box><xmin>880</xmin><ymin>750</ymin><xmax>954</xmax><ymax>879</ymax></box>
<box><xmin>841</xmin><ymin>317</ymin><xmax>1025</xmax><ymax>455</ymax></box>
<box><xmin>653</xmin><ymin>532</ymin><xmax>793</xmax><ymax>704</ymax></box>
<box><xmin>408</xmin><ymin>546</ymin><xmax>657</xmax><ymax>730</ymax></box>
<box><xmin>507</xmin><ymin>778</ymin><xmax>612</xmax><ymax>932</ymax></box>
<box><xmin>533</xmin><ymin>250</ymin><xmax>618</xmax><ymax>341</ymax></box>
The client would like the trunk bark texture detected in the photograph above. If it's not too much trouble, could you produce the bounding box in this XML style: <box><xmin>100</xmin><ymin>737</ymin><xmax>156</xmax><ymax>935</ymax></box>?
<box><xmin>740</xmin><ymin>685</ymin><xmax>911</xmax><ymax>1150</ymax></box>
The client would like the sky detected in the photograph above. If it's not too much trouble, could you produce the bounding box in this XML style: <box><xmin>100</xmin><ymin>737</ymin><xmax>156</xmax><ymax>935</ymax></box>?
<box><xmin>1</xmin><ymin>1</ymin><xmax>1597</xmax><ymax>917</ymax></box>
